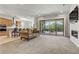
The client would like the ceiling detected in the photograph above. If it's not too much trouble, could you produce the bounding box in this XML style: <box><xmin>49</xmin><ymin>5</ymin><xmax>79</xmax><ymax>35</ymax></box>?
<box><xmin>0</xmin><ymin>4</ymin><xmax>72</xmax><ymax>18</ymax></box>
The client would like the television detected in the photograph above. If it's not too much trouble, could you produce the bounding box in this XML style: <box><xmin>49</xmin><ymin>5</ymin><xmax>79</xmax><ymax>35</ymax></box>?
<box><xmin>0</xmin><ymin>24</ymin><xmax>6</xmax><ymax>31</ymax></box>
<box><xmin>69</xmin><ymin>6</ymin><xmax>78</xmax><ymax>23</ymax></box>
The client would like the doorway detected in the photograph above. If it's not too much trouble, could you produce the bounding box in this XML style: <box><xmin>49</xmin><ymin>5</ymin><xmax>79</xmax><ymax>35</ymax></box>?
<box><xmin>40</xmin><ymin>18</ymin><xmax>64</xmax><ymax>36</ymax></box>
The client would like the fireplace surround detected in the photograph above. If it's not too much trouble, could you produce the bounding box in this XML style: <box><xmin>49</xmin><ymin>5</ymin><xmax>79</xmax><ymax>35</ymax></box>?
<box><xmin>69</xmin><ymin>5</ymin><xmax>79</xmax><ymax>47</ymax></box>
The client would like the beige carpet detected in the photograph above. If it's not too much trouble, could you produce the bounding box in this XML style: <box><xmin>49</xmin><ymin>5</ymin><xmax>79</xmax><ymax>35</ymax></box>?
<box><xmin>0</xmin><ymin>35</ymin><xmax>79</xmax><ymax>54</ymax></box>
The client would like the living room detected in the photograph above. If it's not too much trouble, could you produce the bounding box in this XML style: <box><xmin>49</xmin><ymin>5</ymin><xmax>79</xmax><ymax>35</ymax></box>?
<box><xmin>0</xmin><ymin>4</ymin><xmax>79</xmax><ymax>54</ymax></box>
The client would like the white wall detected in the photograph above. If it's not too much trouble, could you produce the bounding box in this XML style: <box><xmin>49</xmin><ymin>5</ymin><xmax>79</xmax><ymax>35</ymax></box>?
<box><xmin>21</xmin><ymin>21</ymin><xmax>32</xmax><ymax>28</ymax></box>
<box><xmin>69</xmin><ymin>5</ymin><xmax>79</xmax><ymax>47</ymax></box>
<box><xmin>16</xmin><ymin>17</ymin><xmax>34</xmax><ymax>29</ymax></box>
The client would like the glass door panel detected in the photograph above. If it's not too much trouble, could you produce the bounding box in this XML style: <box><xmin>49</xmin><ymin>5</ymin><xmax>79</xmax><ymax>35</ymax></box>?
<box><xmin>56</xmin><ymin>19</ymin><xmax>64</xmax><ymax>35</ymax></box>
<box><xmin>43</xmin><ymin>20</ymin><xmax>50</xmax><ymax>34</ymax></box>
<box><xmin>41</xmin><ymin>20</ymin><xmax>56</xmax><ymax>35</ymax></box>
<box><xmin>48</xmin><ymin>20</ymin><xmax>56</xmax><ymax>35</ymax></box>
<box><xmin>40</xmin><ymin>18</ymin><xmax>64</xmax><ymax>36</ymax></box>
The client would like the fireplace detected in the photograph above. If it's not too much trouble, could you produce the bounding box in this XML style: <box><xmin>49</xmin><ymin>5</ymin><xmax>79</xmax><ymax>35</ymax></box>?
<box><xmin>71</xmin><ymin>30</ymin><xmax>78</xmax><ymax>39</ymax></box>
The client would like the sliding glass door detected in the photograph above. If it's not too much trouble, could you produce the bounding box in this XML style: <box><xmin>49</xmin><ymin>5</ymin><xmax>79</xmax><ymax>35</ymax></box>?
<box><xmin>40</xmin><ymin>18</ymin><xmax>64</xmax><ymax>36</ymax></box>
<box><xmin>43</xmin><ymin>20</ymin><xmax>56</xmax><ymax>35</ymax></box>
<box><xmin>56</xmin><ymin>19</ymin><xmax>64</xmax><ymax>35</ymax></box>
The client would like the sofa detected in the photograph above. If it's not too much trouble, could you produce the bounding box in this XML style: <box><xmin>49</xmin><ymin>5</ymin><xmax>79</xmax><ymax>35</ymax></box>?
<box><xmin>19</xmin><ymin>28</ymin><xmax>39</xmax><ymax>41</ymax></box>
